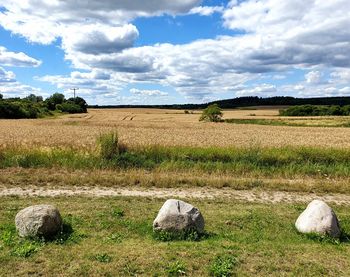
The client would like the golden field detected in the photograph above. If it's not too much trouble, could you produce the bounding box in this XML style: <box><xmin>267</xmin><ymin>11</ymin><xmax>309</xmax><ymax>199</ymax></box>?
<box><xmin>1</xmin><ymin>107</ymin><xmax>350</xmax><ymax>149</ymax></box>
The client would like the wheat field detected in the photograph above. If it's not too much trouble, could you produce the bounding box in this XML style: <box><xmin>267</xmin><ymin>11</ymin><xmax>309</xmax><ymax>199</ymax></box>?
<box><xmin>0</xmin><ymin>108</ymin><xmax>350</xmax><ymax>149</ymax></box>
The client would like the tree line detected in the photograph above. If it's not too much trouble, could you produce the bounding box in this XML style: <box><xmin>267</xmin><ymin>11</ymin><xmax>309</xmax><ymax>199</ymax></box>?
<box><xmin>0</xmin><ymin>93</ymin><xmax>87</xmax><ymax>119</ymax></box>
<box><xmin>89</xmin><ymin>96</ymin><xmax>350</xmax><ymax>110</ymax></box>
<box><xmin>279</xmin><ymin>105</ymin><xmax>350</xmax><ymax>116</ymax></box>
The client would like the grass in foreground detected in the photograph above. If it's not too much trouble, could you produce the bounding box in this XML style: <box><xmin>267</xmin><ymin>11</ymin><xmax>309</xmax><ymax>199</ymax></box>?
<box><xmin>1</xmin><ymin>196</ymin><xmax>350</xmax><ymax>276</ymax></box>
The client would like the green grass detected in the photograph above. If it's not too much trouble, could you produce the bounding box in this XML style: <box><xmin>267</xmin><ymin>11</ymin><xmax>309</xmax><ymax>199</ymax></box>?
<box><xmin>2</xmin><ymin>144</ymin><xmax>350</xmax><ymax>178</ymax></box>
<box><xmin>1</xmin><ymin>196</ymin><xmax>350</xmax><ymax>276</ymax></box>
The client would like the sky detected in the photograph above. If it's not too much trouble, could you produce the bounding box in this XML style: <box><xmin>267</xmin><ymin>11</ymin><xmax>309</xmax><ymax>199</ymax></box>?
<box><xmin>0</xmin><ymin>0</ymin><xmax>350</xmax><ymax>105</ymax></box>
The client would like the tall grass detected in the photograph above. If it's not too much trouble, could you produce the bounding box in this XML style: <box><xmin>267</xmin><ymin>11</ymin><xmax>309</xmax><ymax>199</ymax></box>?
<box><xmin>1</xmin><ymin>142</ymin><xmax>350</xmax><ymax>177</ymax></box>
<box><xmin>97</xmin><ymin>131</ymin><xmax>126</xmax><ymax>160</ymax></box>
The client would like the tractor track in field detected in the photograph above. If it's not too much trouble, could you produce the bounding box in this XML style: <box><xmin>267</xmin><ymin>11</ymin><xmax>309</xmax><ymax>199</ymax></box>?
<box><xmin>1</xmin><ymin>186</ymin><xmax>350</xmax><ymax>205</ymax></box>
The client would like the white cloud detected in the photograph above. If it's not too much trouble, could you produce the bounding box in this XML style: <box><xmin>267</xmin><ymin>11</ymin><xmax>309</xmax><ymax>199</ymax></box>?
<box><xmin>189</xmin><ymin>6</ymin><xmax>224</xmax><ymax>16</ymax></box>
<box><xmin>1</xmin><ymin>0</ymin><xmax>350</xmax><ymax>103</ymax></box>
<box><xmin>0</xmin><ymin>0</ymin><xmax>201</xmax><ymax>44</ymax></box>
<box><xmin>236</xmin><ymin>83</ymin><xmax>277</xmax><ymax>97</ymax></box>
<box><xmin>331</xmin><ymin>69</ymin><xmax>350</xmax><ymax>83</ymax></box>
<box><xmin>0</xmin><ymin>66</ymin><xmax>16</xmax><ymax>83</ymax></box>
<box><xmin>130</xmin><ymin>88</ymin><xmax>168</xmax><ymax>96</ymax></box>
<box><xmin>62</xmin><ymin>24</ymin><xmax>139</xmax><ymax>55</ymax></box>
<box><xmin>339</xmin><ymin>87</ymin><xmax>350</xmax><ymax>94</ymax></box>
<box><xmin>305</xmin><ymin>71</ymin><xmax>322</xmax><ymax>84</ymax></box>
<box><xmin>0</xmin><ymin>46</ymin><xmax>41</xmax><ymax>67</ymax></box>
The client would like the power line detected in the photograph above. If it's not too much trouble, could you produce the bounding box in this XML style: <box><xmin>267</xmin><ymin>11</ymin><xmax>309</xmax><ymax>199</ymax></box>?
<box><xmin>70</xmin><ymin>88</ymin><xmax>79</xmax><ymax>98</ymax></box>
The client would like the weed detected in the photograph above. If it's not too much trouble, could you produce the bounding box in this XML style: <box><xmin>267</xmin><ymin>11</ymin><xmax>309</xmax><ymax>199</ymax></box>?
<box><xmin>53</xmin><ymin>221</ymin><xmax>87</xmax><ymax>244</ymax></box>
<box><xmin>0</xmin><ymin>229</ymin><xmax>15</xmax><ymax>246</ymax></box>
<box><xmin>302</xmin><ymin>231</ymin><xmax>350</xmax><ymax>245</ymax></box>
<box><xmin>121</xmin><ymin>260</ymin><xmax>142</xmax><ymax>276</ymax></box>
<box><xmin>11</xmin><ymin>240</ymin><xmax>41</xmax><ymax>258</ymax></box>
<box><xmin>112</xmin><ymin>208</ymin><xmax>125</xmax><ymax>218</ymax></box>
<box><xmin>104</xmin><ymin>232</ymin><xmax>124</xmax><ymax>244</ymax></box>
<box><xmin>153</xmin><ymin>229</ymin><xmax>208</xmax><ymax>242</ymax></box>
<box><xmin>92</xmin><ymin>253</ymin><xmax>112</xmax><ymax>263</ymax></box>
<box><xmin>166</xmin><ymin>260</ymin><xmax>187</xmax><ymax>276</ymax></box>
<box><xmin>209</xmin><ymin>254</ymin><xmax>238</xmax><ymax>277</ymax></box>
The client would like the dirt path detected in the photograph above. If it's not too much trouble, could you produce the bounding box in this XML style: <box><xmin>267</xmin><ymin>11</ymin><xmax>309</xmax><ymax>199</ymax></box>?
<box><xmin>1</xmin><ymin>186</ymin><xmax>350</xmax><ymax>205</ymax></box>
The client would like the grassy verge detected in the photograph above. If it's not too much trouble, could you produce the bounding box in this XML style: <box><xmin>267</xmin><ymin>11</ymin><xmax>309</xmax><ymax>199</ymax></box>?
<box><xmin>225</xmin><ymin>118</ymin><xmax>350</xmax><ymax>128</ymax></box>
<box><xmin>1</xmin><ymin>196</ymin><xmax>350</xmax><ymax>276</ymax></box>
<box><xmin>2</xmin><ymin>167</ymin><xmax>350</xmax><ymax>194</ymax></box>
<box><xmin>2</xmin><ymin>144</ymin><xmax>350</xmax><ymax>178</ymax></box>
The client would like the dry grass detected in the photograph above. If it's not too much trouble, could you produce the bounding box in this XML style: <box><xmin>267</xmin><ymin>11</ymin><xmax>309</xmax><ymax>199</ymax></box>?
<box><xmin>1</xmin><ymin>168</ymin><xmax>350</xmax><ymax>194</ymax></box>
<box><xmin>1</xmin><ymin>108</ymin><xmax>350</xmax><ymax>150</ymax></box>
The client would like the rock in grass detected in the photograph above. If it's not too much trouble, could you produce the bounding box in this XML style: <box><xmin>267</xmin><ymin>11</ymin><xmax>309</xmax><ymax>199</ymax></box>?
<box><xmin>295</xmin><ymin>200</ymin><xmax>340</xmax><ymax>238</ymax></box>
<box><xmin>153</xmin><ymin>199</ymin><xmax>205</xmax><ymax>233</ymax></box>
<box><xmin>15</xmin><ymin>205</ymin><xmax>62</xmax><ymax>238</ymax></box>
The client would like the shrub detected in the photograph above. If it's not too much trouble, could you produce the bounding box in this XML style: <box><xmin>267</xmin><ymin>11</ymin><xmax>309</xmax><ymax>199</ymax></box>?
<box><xmin>0</xmin><ymin>101</ymin><xmax>41</xmax><ymax>119</ymax></box>
<box><xmin>56</xmin><ymin>102</ymin><xmax>83</xmax><ymax>113</ymax></box>
<box><xmin>199</xmin><ymin>104</ymin><xmax>223</xmax><ymax>122</ymax></box>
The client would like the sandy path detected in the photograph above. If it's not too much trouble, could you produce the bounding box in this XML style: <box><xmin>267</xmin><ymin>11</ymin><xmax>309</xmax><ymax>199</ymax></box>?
<box><xmin>1</xmin><ymin>186</ymin><xmax>350</xmax><ymax>205</ymax></box>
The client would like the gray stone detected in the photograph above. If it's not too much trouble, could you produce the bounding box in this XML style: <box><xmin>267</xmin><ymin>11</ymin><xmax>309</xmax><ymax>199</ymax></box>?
<box><xmin>15</xmin><ymin>204</ymin><xmax>62</xmax><ymax>238</ymax></box>
<box><xmin>153</xmin><ymin>199</ymin><xmax>205</xmax><ymax>233</ymax></box>
<box><xmin>295</xmin><ymin>199</ymin><xmax>340</xmax><ymax>238</ymax></box>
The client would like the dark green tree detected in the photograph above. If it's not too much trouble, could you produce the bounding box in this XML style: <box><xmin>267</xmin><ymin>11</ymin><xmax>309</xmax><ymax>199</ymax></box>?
<box><xmin>199</xmin><ymin>104</ymin><xmax>223</xmax><ymax>122</ymax></box>
<box><xmin>67</xmin><ymin>97</ymin><xmax>88</xmax><ymax>113</ymax></box>
<box><xmin>45</xmin><ymin>93</ymin><xmax>65</xmax><ymax>110</ymax></box>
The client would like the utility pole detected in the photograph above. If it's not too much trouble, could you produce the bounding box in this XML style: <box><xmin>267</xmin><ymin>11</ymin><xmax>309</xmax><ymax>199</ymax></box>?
<box><xmin>70</xmin><ymin>88</ymin><xmax>79</xmax><ymax>98</ymax></box>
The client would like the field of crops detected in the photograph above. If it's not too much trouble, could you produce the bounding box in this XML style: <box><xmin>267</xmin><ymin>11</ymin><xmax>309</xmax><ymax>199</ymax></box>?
<box><xmin>1</xmin><ymin>108</ymin><xmax>350</xmax><ymax>149</ymax></box>
<box><xmin>2</xmin><ymin>108</ymin><xmax>350</xmax><ymax>276</ymax></box>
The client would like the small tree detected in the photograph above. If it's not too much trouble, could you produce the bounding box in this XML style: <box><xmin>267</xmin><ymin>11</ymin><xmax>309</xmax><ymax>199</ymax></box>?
<box><xmin>0</xmin><ymin>93</ymin><xmax>3</xmax><ymax>100</ymax></box>
<box><xmin>199</xmin><ymin>104</ymin><xmax>223</xmax><ymax>122</ymax></box>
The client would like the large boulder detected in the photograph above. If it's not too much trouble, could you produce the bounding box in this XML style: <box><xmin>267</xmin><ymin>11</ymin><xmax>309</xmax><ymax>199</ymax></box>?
<box><xmin>295</xmin><ymin>200</ymin><xmax>340</xmax><ymax>238</ymax></box>
<box><xmin>15</xmin><ymin>204</ymin><xmax>63</xmax><ymax>238</ymax></box>
<box><xmin>153</xmin><ymin>199</ymin><xmax>205</xmax><ymax>233</ymax></box>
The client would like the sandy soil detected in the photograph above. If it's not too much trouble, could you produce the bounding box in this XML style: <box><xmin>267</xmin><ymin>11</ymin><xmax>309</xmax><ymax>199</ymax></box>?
<box><xmin>1</xmin><ymin>186</ymin><xmax>350</xmax><ymax>205</ymax></box>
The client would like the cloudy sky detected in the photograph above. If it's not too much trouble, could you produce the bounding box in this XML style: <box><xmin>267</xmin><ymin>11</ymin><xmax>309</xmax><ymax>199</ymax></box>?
<box><xmin>0</xmin><ymin>0</ymin><xmax>350</xmax><ymax>105</ymax></box>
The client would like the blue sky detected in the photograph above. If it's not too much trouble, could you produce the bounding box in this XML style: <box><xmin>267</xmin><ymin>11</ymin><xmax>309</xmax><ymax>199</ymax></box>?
<box><xmin>0</xmin><ymin>0</ymin><xmax>350</xmax><ymax>105</ymax></box>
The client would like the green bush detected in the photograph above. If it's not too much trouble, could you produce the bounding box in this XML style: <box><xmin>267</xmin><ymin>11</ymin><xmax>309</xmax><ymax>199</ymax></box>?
<box><xmin>56</xmin><ymin>102</ymin><xmax>83</xmax><ymax>113</ymax></box>
<box><xmin>200</xmin><ymin>104</ymin><xmax>223</xmax><ymax>122</ymax></box>
<box><xmin>0</xmin><ymin>101</ymin><xmax>42</xmax><ymax>119</ymax></box>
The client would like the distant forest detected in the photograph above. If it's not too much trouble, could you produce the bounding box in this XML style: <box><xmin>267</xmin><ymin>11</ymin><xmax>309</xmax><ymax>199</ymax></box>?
<box><xmin>89</xmin><ymin>96</ymin><xmax>350</xmax><ymax>110</ymax></box>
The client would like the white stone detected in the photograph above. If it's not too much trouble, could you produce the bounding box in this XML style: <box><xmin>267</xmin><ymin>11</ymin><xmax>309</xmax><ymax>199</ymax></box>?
<box><xmin>15</xmin><ymin>204</ymin><xmax>62</xmax><ymax>238</ymax></box>
<box><xmin>295</xmin><ymin>200</ymin><xmax>340</xmax><ymax>238</ymax></box>
<box><xmin>153</xmin><ymin>199</ymin><xmax>205</xmax><ymax>233</ymax></box>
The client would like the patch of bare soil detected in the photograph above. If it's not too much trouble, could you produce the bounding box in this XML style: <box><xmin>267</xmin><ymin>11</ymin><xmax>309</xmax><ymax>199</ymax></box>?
<box><xmin>1</xmin><ymin>186</ymin><xmax>350</xmax><ymax>205</ymax></box>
